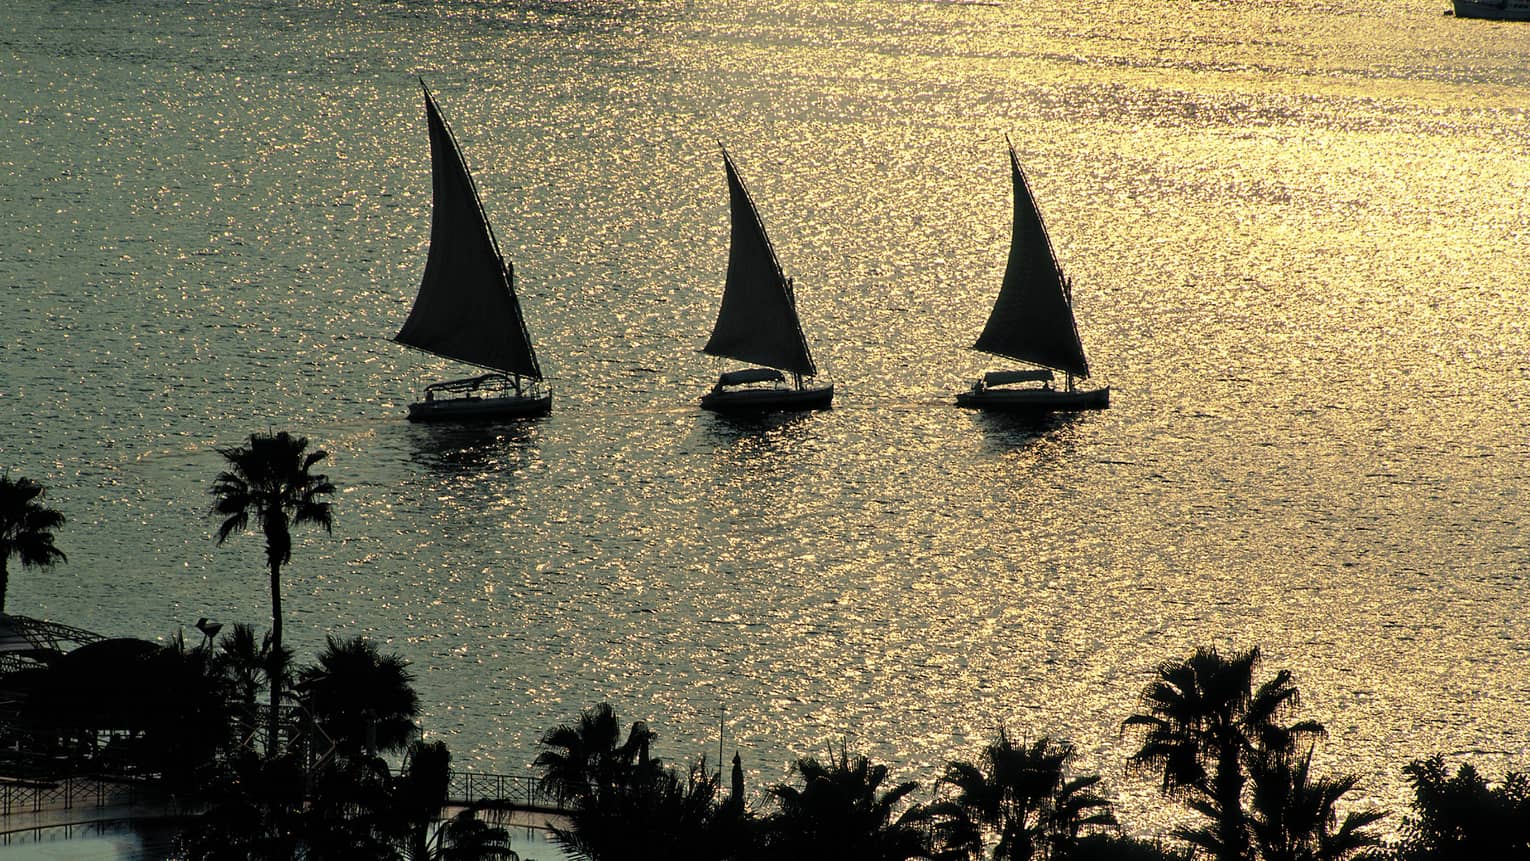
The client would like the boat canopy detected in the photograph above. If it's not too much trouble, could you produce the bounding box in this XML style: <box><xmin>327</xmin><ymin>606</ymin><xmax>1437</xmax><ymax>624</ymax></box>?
<box><xmin>717</xmin><ymin>368</ymin><xmax>785</xmax><ymax>386</ymax></box>
<box><xmin>984</xmin><ymin>369</ymin><xmax>1054</xmax><ymax>386</ymax></box>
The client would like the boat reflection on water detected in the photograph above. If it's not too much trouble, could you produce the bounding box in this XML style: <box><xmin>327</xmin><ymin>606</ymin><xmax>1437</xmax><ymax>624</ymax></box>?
<box><xmin>966</xmin><ymin>406</ymin><xmax>1077</xmax><ymax>453</ymax></box>
<box><xmin>698</xmin><ymin>408</ymin><xmax>818</xmax><ymax>453</ymax></box>
<box><xmin>405</xmin><ymin>419</ymin><xmax>540</xmax><ymax>477</ymax></box>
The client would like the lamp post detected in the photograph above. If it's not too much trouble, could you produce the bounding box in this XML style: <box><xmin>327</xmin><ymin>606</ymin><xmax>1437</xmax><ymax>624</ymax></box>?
<box><xmin>195</xmin><ymin>617</ymin><xmax>222</xmax><ymax>651</ymax></box>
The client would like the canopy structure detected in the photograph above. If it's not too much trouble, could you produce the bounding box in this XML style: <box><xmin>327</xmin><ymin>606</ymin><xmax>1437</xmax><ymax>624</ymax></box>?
<box><xmin>0</xmin><ymin>614</ymin><xmax>104</xmax><ymax>674</ymax></box>
<box><xmin>717</xmin><ymin>368</ymin><xmax>785</xmax><ymax>386</ymax></box>
<box><xmin>983</xmin><ymin>369</ymin><xmax>1054</xmax><ymax>386</ymax></box>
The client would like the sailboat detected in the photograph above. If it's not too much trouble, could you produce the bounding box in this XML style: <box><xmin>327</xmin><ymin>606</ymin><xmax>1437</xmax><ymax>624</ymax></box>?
<box><xmin>395</xmin><ymin>81</ymin><xmax>551</xmax><ymax>422</ymax></box>
<box><xmin>956</xmin><ymin>140</ymin><xmax>1109</xmax><ymax>412</ymax></box>
<box><xmin>699</xmin><ymin>147</ymin><xmax>833</xmax><ymax>412</ymax></box>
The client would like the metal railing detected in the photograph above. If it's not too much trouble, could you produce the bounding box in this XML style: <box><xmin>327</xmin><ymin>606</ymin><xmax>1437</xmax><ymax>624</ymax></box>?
<box><xmin>0</xmin><ymin>775</ymin><xmax>149</xmax><ymax>817</ymax></box>
<box><xmin>446</xmin><ymin>771</ymin><xmax>559</xmax><ymax>812</ymax></box>
<box><xmin>0</xmin><ymin>767</ymin><xmax>559</xmax><ymax>823</ymax></box>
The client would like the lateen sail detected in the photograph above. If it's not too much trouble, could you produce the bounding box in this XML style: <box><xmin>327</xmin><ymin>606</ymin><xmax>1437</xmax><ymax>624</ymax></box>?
<box><xmin>395</xmin><ymin>82</ymin><xmax>542</xmax><ymax>381</ymax></box>
<box><xmin>702</xmin><ymin>148</ymin><xmax>817</xmax><ymax>378</ymax></box>
<box><xmin>972</xmin><ymin>143</ymin><xmax>1089</xmax><ymax>379</ymax></box>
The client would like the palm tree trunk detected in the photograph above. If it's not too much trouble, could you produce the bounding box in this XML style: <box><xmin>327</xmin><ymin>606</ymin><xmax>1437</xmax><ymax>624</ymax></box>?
<box><xmin>0</xmin><ymin>557</ymin><xmax>8</xmax><ymax>615</ymax></box>
<box><xmin>268</xmin><ymin>557</ymin><xmax>282</xmax><ymax>757</ymax></box>
<box><xmin>1214</xmin><ymin>746</ymin><xmax>1247</xmax><ymax>861</ymax></box>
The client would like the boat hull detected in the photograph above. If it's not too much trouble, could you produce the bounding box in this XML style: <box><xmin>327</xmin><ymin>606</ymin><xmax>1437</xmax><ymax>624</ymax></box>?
<box><xmin>407</xmin><ymin>393</ymin><xmax>552</xmax><ymax>422</ymax></box>
<box><xmin>700</xmin><ymin>383</ymin><xmax>834</xmax><ymax>413</ymax></box>
<box><xmin>956</xmin><ymin>385</ymin><xmax>1109</xmax><ymax>412</ymax></box>
<box><xmin>1451</xmin><ymin>0</ymin><xmax>1530</xmax><ymax>18</ymax></box>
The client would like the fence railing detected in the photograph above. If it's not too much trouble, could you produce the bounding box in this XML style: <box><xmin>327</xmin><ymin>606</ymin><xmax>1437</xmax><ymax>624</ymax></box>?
<box><xmin>446</xmin><ymin>771</ymin><xmax>558</xmax><ymax>811</ymax></box>
<box><xmin>0</xmin><ymin>769</ymin><xmax>556</xmax><ymax>823</ymax></box>
<box><xmin>0</xmin><ymin>776</ymin><xmax>156</xmax><ymax>817</ymax></box>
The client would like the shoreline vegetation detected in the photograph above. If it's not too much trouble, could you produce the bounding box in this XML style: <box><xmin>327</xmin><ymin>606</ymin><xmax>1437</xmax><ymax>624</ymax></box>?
<box><xmin>2</xmin><ymin>445</ymin><xmax>1527</xmax><ymax>859</ymax></box>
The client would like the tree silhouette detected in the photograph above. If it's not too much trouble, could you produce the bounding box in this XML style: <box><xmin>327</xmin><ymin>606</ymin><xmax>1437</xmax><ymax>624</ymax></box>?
<box><xmin>1123</xmin><ymin>646</ymin><xmax>1323</xmax><ymax>861</ymax></box>
<box><xmin>396</xmin><ymin>740</ymin><xmax>454</xmax><ymax>860</ymax></box>
<box><xmin>552</xmin><ymin>756</ymin><xmax>725</xmax><ymax>861</ymax></box>
<box><xmin>177</xmin><ymin>748</ymin><xmax>307</xmax><ymax>859</ymax></box>
<box><xmin>296</xmin><ymin>635</ymin><xmax>419</xmax><ymax>758</ymax></box>
<box><xmin>0</xmin><ymin>473</ymin><xmax>67</xmax><ymax>615</ymax></box>
<box><xmin>213</xmin><ymin>622</ymin><xmax>291</xmax><ymax>749</ymax></box>
<box><xmin>535</xmin><ymin>703</ymin><xmax>738</xmax><ymax>860</ymax></box>
<box><xmin>1244</xmin><ymin>747</ymin><xmax>1384</xmax><ymax>861</ymax></box>
<box><xmin>763</xmin><ymin>746</ymin><xmax>929</xmax><ymax>861</ymax></box>
<box><xmin>211</xmin><ymin>431</ymin><xmax>334</xmax><ymax>754</ymax></box>
<box><xmin>535</xmin><ymin>702</ymin><xmax>657</xmax><ymax>809</ymax></box>
<box><xmin>933</xmin><ymin>730</ymin><xmax>1116</xmax><ymax>861</ymax></box>
<box><xmin>1394</xmin><ymin>755</ymin><xmax>1530</xmax><ymax>860</ymax></box>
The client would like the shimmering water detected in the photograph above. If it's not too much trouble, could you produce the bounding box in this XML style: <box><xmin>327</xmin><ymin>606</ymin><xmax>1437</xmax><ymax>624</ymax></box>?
<box><xmin>3</xmin><ymin>0</ymin><xmax>1529</xmax><ymax>837</ymax></box>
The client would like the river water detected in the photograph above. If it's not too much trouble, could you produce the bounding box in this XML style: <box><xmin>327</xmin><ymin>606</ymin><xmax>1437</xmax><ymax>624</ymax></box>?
<box><xmin>2</xmin><ymin>0</ymin><xmax>1528</xmax><ymax>839</ymax></box>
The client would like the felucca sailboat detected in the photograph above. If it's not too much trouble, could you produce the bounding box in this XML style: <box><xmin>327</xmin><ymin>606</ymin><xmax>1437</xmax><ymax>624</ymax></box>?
<box><xmin>395</xmin><ymin>81</ymin><xmax>551</xmax><ymax>422</ymax></box>
<box><xmin>957</xmin><ymin>141</ymin><xmax>1108</xmax><ymax>412</ymax></box>
<box><xmin>700</xmin><ymin>147</ymin><xmax>833</xmax><ymax>412</ymax></box>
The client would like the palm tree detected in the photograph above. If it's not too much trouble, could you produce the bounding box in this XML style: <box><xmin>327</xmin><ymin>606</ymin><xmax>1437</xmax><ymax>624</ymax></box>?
<box><xmin>396</xmin><ymin>740</ymin><xmax>454</xmax><ymax>860</ymax></box>
<box><xmin>0</xmin><ymin>473</ymin><xmax>67</xmax><ymax>615</ymax></box>
<box><xmin>1244</xmin><ymin>748</ymin><xmax>1384</xmax><ymax>861</ymax></box>
<box><xmin>428</xmin><ymin>809</ymin><xmax>518</xmax><ymax>861</ymax></box>
<box><xmin>1122</xmin><ymin>646</ymin><xmax>1323</xmax><ymax>861</ymax></box>
<box><xmin>763</xmin><ymin>746</ymin><xmax>930</xmax><ymax>861</ymax></box>
<box><xmin>210</xmin><ymin>431</ymin><xmax>335</xmax><ymax>754</ymax></box>
<box><xmin>296</xmin><ymin>635</ymin><xmax>420</xmax><ymax>758</ymax></box>
<box><xmin>536</xmin><ymin>704</ymin><xmax>736</xmax><ymax>861</ymax></box>
<box><xmin>213</xmin><ymin>622</ymin><xmax>292</xmax><ymax>749</ymax></box>
<box><xmin>551</xmin><ymin>756</ymin><xmax>725</xmax><ymax>861</ymax></box>
<box><xmin>535</xmin><ymin>703</ymin><xmax>658</xmax><ymax>809</ymax></box>
<box><xmin>178</xmin><ymin>748</ymin><xmax>308</xmax><ymax>859</ymax></box>
<box><xmin>934</xmin><ymin>730</ymin><xmax>1116</xmax><ymax>861</ymax></box>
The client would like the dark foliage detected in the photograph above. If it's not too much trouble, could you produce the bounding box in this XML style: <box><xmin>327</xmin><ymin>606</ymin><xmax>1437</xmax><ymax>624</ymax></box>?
<box><xmin>1393</xmin><ymin>755</ymin><xmax>1530</xmax><ymax>860</ymax></box>
<box><xmin>0</xmin><ymin>473</ymin><xmax>67</xmax><ymax>614</ymax></box>
<box><xmin>296</xmin><ymin>634</ymin><xmax>420</xmax><ymax>757</ymax></box>
<box><xmin>211</xmin><ymin>430</ymin><xmax>334</xmax><ymax>754</ymax></box>
<box><xmin>537</xmin><ymin>702</ymin><xmax>737</xmax><ymax>861</ymax></box>
<box><xmin>930</xmin><ymin>730</ymin><xmax>1116</xmax><ymax>861</ymax></box>
<box><xmin>1244</xmin><ymin>748</ymin><xmax>1384</xmax><ymax>861</ymax></box>
<box><xmin>761</xmin><ymin>746</ymin><xmax>930</xmax><ymax>861</ymax></box>
<box><xmin>1123</xmin><ymin>646</ymin><xmax>1324</xmax><ymax>861</ymax></box>
<box><xmin>15</xmin><ymin>635</ymin><xmax>233</xmax><ymax>785</ymax></box>
<box><xmin>1069</xmin><ymin>833</ymin><xmax>1193</xmax><ymax>861</ymax></box>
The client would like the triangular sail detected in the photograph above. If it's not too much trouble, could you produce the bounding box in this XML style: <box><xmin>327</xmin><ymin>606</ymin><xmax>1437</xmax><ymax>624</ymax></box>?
<box><xmin>702</xmin><ymin>148</ymin><xmax>817</xmax><ymax>377</ymax></box>
<box><xmin>395</xmin><ymin>81</ymin><xmax>542</xmax><ymax>381</ymax></box>
<box><xmin>972</xmin><ymin>142</ymin><xmax>1090</xmax><ymax>379</ymax></box>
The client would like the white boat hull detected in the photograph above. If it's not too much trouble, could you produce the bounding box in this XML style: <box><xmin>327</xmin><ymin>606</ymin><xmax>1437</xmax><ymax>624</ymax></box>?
<box><xmin>701</xmin><ymin>383</ymin><xmax>834</xmax><ymax>413</ymax></box>
<box><xmin>407</xmin><ymin>393</ymin><xmax>551</xmax><ymax>422</ymax></box>
<box><xmin>956</xmin><ymin>385</ymin><xmax>1109</xmax><ymax>411</ymax></box>
<box><xmin>1452</xmin><ymin>0</ymin><xmax>1530</xmax><ymax>18</ymax></box>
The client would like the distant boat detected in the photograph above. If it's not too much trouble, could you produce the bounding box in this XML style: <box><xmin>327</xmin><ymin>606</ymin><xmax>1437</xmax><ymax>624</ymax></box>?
<box><xmin>699</xmin><ymin>147</ymin><xmax>833</xmax><ymax>413</ymax></box>
<box><xmin>956</xmin><ymin>140</ymin><xmax>1109</xmax><ymax>412</ymax></box>
<box><xmin>395</xmin><ymin>81</ymin><xmax>551</xmax><ymax>422</ymax></box>
<box><xmin>1450</xmin><ymin>0</ymin><xmax>1530</xmax><ymax>19</ymax></box>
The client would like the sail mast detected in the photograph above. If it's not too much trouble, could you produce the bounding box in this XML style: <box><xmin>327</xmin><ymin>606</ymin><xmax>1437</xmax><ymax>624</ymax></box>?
<box><xmin>702</xmin><ymin>146</ymin><xmax>817</xmax><ymax>377</ymax></box>
<box><xmin>395</xmin><ymin>80</ymin><xmax>543</xmax><ymax>380</ymax></box>
<box><xmin>971</xmin><ymin>139</ymin><xmax>1089</xmax><ymax>379</ymax></box>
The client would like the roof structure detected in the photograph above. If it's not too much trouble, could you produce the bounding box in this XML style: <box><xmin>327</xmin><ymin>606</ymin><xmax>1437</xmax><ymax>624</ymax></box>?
<box><xmin>0</xmin><ymin>614</ymin><xmax>105</xmax><ymax>673</ymax></box>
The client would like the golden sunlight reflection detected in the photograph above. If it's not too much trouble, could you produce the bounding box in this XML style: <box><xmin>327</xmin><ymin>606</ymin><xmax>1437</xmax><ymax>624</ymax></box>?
<box><xmin>4</xmin><ymin>0</ymin><xmax>1529</xmax><ymax>843</ymax></box>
